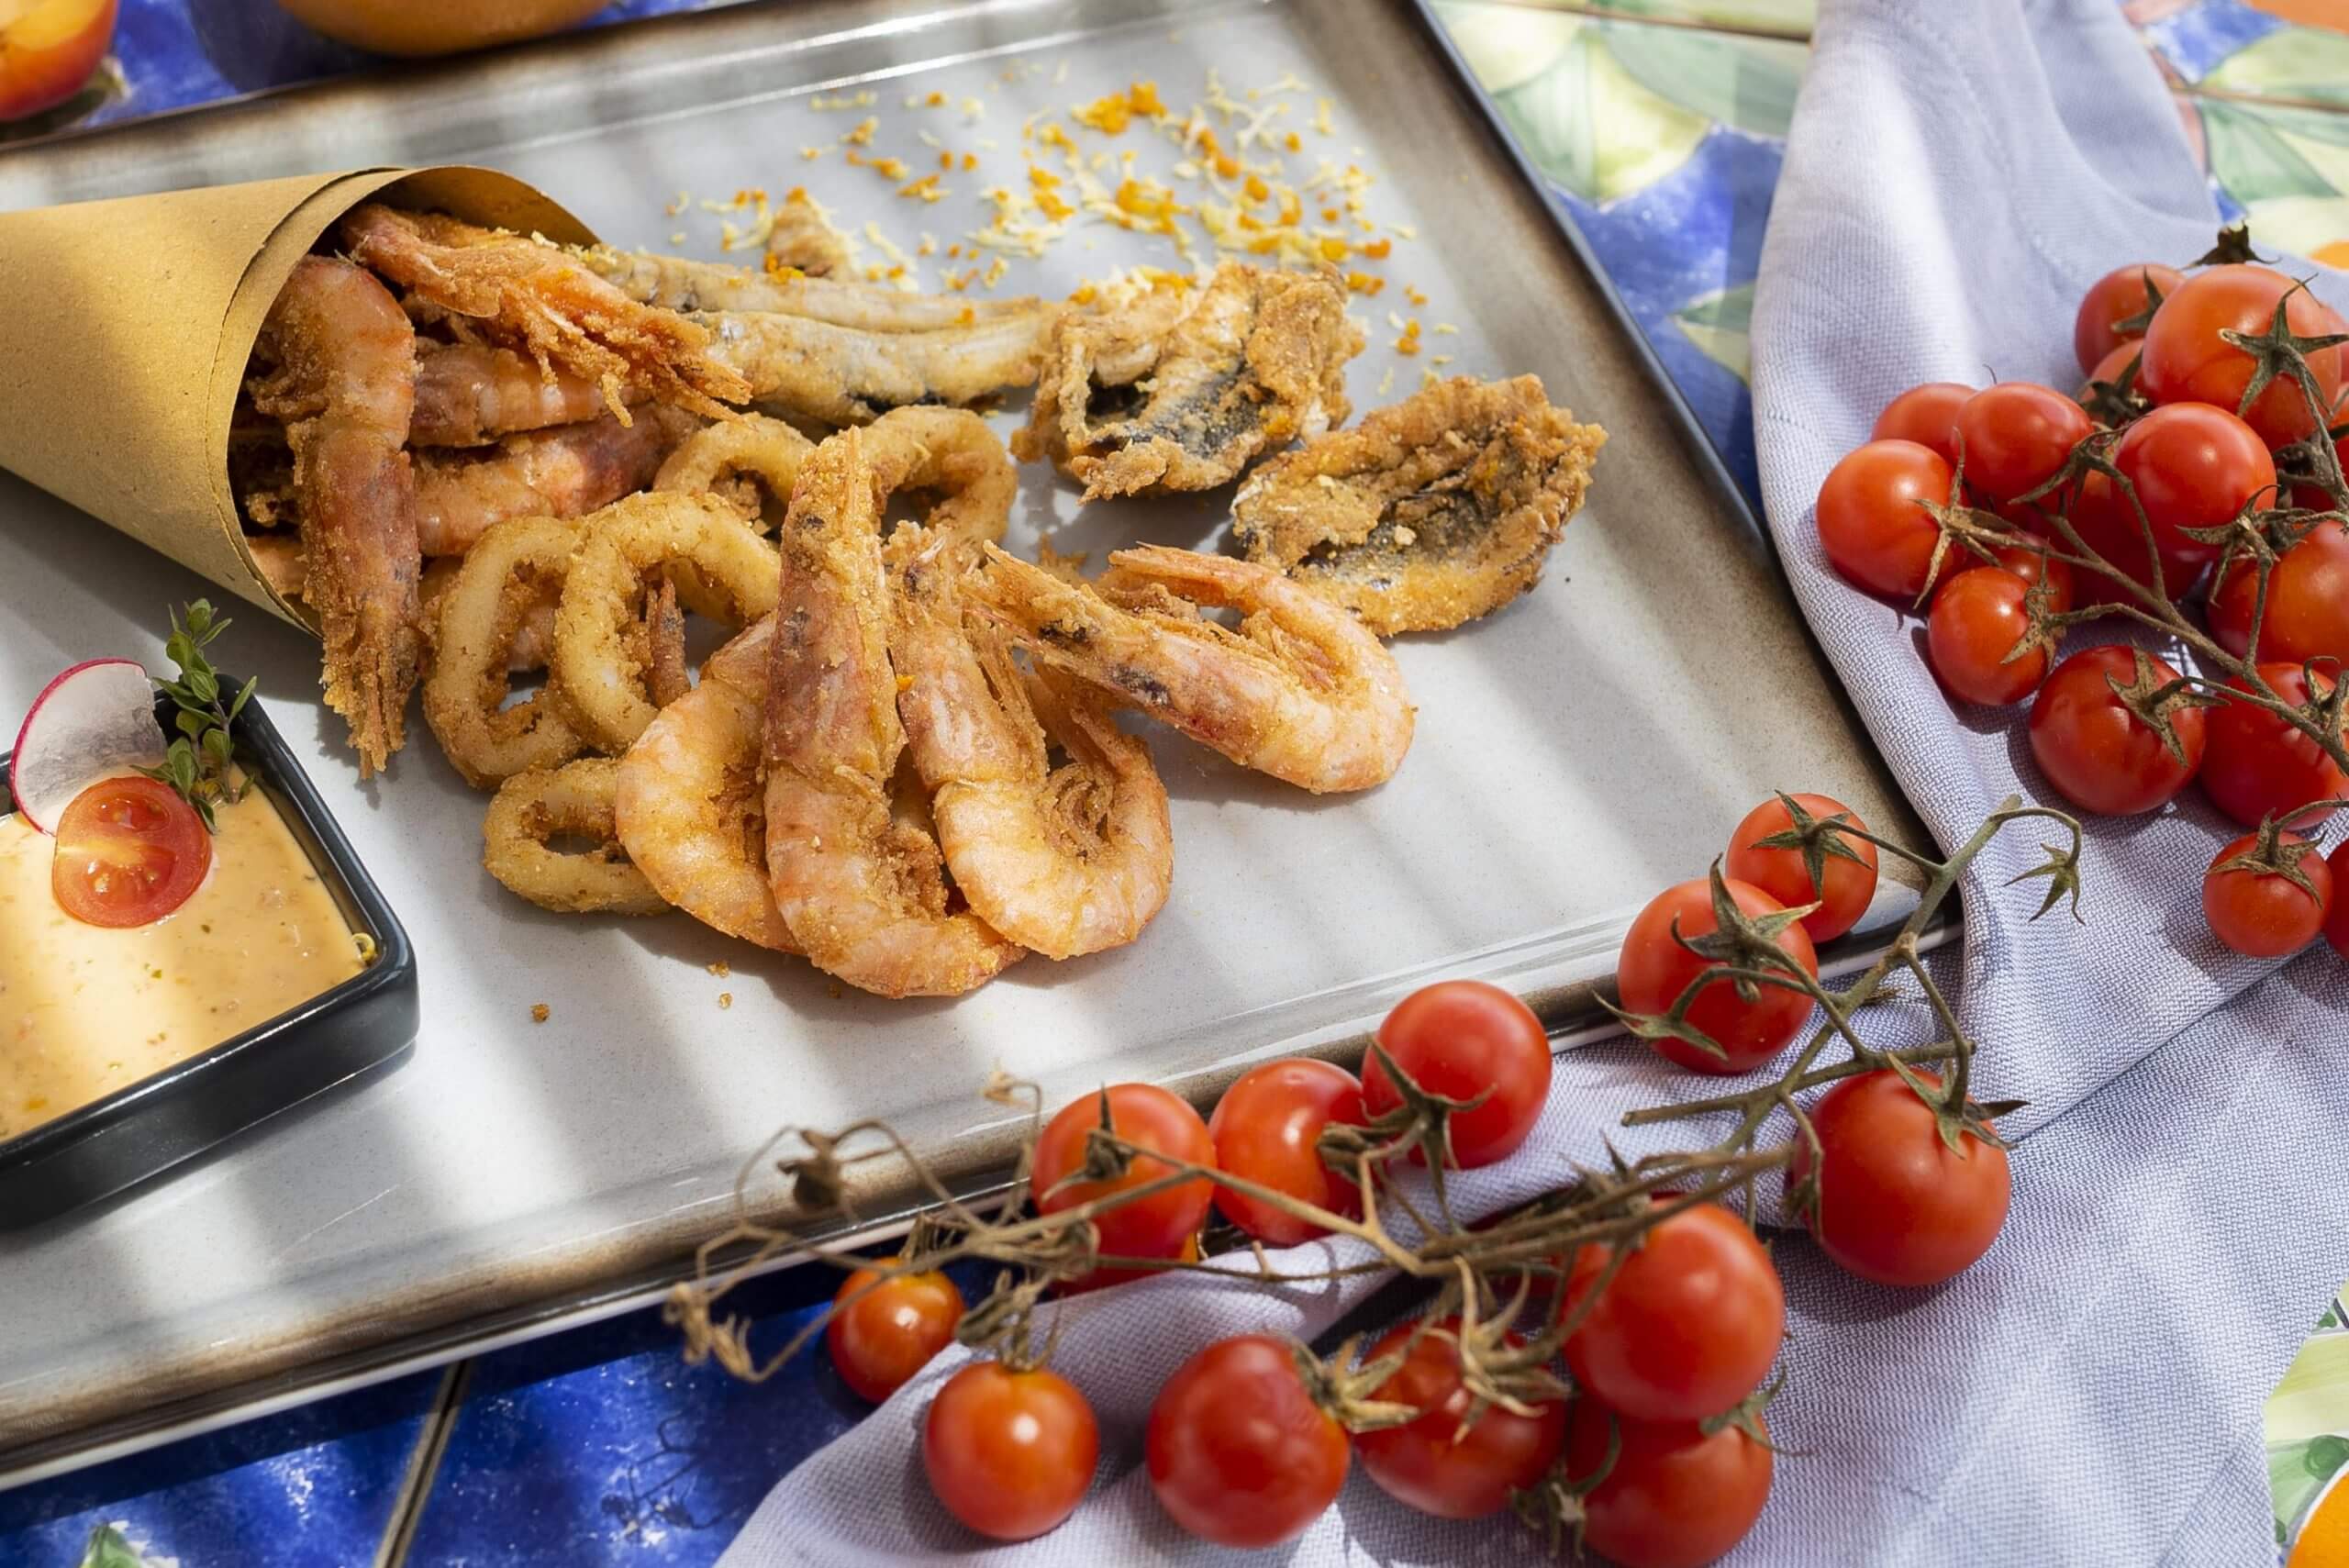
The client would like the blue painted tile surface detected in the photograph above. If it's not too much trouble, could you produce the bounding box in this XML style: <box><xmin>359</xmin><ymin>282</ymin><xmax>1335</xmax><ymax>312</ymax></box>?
<box><xmin>2138</xmin><ymin>0</ymin><xmax>2287</xmax><ymax>83</ymax></box>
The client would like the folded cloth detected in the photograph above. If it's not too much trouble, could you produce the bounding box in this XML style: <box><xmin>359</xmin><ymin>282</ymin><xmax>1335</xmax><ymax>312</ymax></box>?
<box><xmin>718</xmin><ymin>2</ymin><xmax>2349</xmax><ymax>1562</ymax></box>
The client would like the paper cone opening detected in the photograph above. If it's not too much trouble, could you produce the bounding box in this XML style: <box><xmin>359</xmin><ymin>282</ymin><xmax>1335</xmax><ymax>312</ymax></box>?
<box><xmin>0</xmin><ymin>166</ymin><xmax>596</xmax><ymax>630</ymax></box>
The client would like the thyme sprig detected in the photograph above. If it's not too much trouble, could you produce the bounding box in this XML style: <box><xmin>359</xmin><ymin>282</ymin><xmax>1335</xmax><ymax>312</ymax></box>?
<box><xmin>137</xmin><ymin>600</ymin><xmax>257</xmax><ymax>832</ymax></box>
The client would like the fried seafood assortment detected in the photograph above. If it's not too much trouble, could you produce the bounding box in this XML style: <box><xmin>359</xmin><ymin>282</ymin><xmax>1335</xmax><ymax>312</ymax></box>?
<box><xmin>229</xmin><ymin>193</ymin><xmax>1604</xmax><ymax>998</ymax></box>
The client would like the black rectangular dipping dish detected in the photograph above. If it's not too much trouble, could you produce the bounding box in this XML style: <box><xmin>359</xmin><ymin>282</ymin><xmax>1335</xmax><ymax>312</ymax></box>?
<box><xmin>0</xmin><ymin>685</ymin><xmax>417</xmax><ymax>1229</ymax></box>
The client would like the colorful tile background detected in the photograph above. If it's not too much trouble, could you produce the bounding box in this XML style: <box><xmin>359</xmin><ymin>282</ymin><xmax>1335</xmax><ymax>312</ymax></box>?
<box><xmin>1</xmin><ymin>1</ymin><xmax>2346</xmax><ymax>1562</ymax></box>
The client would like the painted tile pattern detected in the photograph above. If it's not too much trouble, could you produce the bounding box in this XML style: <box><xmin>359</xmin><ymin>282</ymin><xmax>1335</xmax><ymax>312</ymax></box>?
<box><xmin>0</xmin><ymin>0</ymin><xmax>2346</xmax><ymax>1562</ymax></box>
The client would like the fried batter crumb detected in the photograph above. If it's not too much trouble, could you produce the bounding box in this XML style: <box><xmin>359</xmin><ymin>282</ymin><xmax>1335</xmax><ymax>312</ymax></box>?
<box><xmin>707</xmin><ymin>961</ymin><xmax>731</xmax><ymax>977</ymax></box>
<box><xmin>718</xmin><ymin>992</ymin><xmax>734</xmax><ymax>1009</ymax></box>
<box><xmin>530</xmin><ymin>1003</ymin><xmax>551</xmax><ymax>1023</ymax></box>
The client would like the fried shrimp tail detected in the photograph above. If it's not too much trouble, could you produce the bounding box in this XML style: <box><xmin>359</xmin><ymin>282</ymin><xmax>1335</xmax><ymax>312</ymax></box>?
<box><xmin>249</xmin><ymin>255</ymin><xmax>427</xmax><ymax>776</ymax></box>
<box><xmin>762</xmin><ymin>425</ymin><xmax>1022</xmax><ymax>997</ymax></box>
<box><xmin>967</xmin><ymin>544</ymin><xmax>1413</xmax><ymax>794</ymax></box>
<box><xmin>340</xmin><ymin>204</ymin><xmax>750</xmax><ymax>420</ymax></box>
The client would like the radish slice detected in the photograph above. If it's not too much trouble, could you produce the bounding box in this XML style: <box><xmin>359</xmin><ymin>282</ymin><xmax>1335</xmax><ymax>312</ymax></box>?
<box><xmin>8</xmin><ymin>659</ymin><xmax>164</xmax><ymax>835</ymax></box>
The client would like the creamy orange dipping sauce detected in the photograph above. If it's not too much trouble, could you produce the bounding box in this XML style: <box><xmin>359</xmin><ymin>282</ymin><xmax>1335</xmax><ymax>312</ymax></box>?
<box><xmin>0</xmin><ymin>787</ymin><xmax>367</xmax><ymax>1140</ymax></box>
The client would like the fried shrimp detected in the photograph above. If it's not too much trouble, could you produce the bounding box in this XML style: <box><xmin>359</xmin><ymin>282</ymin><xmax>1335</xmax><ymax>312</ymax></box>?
<box><xmin>1015</xmin><ymin>262</ymin><xmax>1363</xmax><ymax>500</ymax></box>
<box><xmin>616</xmin><ymin>617</ymin><xmax>799</xmax><ymax>953</ymax></box>
<box><xmin>1232</xmin><ymin>375</ymin><xmax>1606</xmax><ymax>636</ymax></box>
<box><xmin>413</xmin><ymin>407</ymin><xmax>688</xmax><ymax>557</ymax></box>
<box><xmin>410</xmin><ymin>342</ymin><xmax>615</xmax><ymax>446</ymax></box>
<box><xmin>580</xmin><ymin>245</ymin><xmax>1049</xmax><ymax>330</ymax></box>
<box><xmin>695</xmin><ymin>308</ymin><xmax>1061</xmax><ymax>427</ymax></box>
<box><xmin>248</xmin><ymin>255</ymin><xmax>427</xmax><ymax>777</ymax></box>
<box><xmin>892</xmin><ymin>528</ymin><xmax>1171</xmax><ymax>960</ymax></box>
<box><xmin>422</xmin><ymin>516</ymin><xmax>585</xmax><ymax>787</ymax></box>
<box><xmin>340</xmin><ymin>204</ymin><xmax>750</xmax><ymax>421</ymax></box>
<box><xmin>652</xmin><ymin>413</ymin><xmax>816</xmax><ymax>526</ymax></box>
<box><xmin>967</xmin><ymin>544</ymin><xmax>1414</xmax><ymax>794</ymax></box>
<box><xmin>550</xmin><ymin>492</ymin><xmax>782</xmax><ymax>752</ymax></box>
<box><xmin>762</xmin><ymin>427</ymin><xmax>1023</xmax><ymax>998</ymax></box>
<box><xmin>483</xmin><ymin>758</ymin><xmax>668</xmax><ymax>915</ymax></box>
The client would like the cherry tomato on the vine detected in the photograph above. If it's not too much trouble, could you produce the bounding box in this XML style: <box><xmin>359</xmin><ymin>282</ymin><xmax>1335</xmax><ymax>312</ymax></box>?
<box><xmin>1721</xmin><ymin>792</ymin><xmax>1880</xmax><ymax>944</ymax></box>
<box><xmin>2074</xmin><ymin>261</ymin><xmax>2183</xmax><ymax>375</ymax></box>
<box><xmin>1869</xmin><ymin>381</ymin><xmax>1969</xmax><ymax>464</ymax></box>
<box><xmin>1615</xmin><ymin>879</ymin><xmax>1820</xmax><ymax>1074</ymax></box>
<box><xmin>1785</xmin><ymin>1068</ymin><xmax>2009</xmax><ymax>1287</ymax></box>
<box><xmin>2326</xmin><ymin>841</ymin><xmax>2349</xmax><ymax>960</ymax></box>
<box><xmin>1565</xmin><ymin>1400</ymin><xmax>1774</xmax><ymax>1568</ymax></box>
<box><xmin>50</xmin><ymin>775</ymin><xmax>212</xmax><ymax>929</ymax></box>
<box><xmin>1563</xmin><ymin>1201</ymin><xmax>1785</xmax><ymax>1423</ymax></box>
<box><xmin>1954</xmin><ymin>541</ymin><xmax>2074</xmax><ymax>614</ymax></box>
<box><xmin>1146</xmin><ymin>1334</ymin><xmax>1349</xmax><ymax>1548</ymax></box>
<box><xmin>2200</xmin><ymin>664</ymin><xmax>2347</xmax><ymax>829</ymax></box>
<box><xmin>1031</xmin><ymin>1083</ymin><xmax>1214</xmax><ymax>1262</ymax></box>
<box><xmin>1954</xmin><ymin>382</ymin><xmax>2093</xmax><ymax>503</ymax></box>
<box><xmin>2027</xmin><ymin>645</ymin><xmax>2208</xmax><ymax>815</ymax></box>
<box><xmin>923</xmin><ymin>1361</ymin><xmax>1099</xmax><ymax>1541</ymax></box>
<box><xmin>2203</xmin><ymin>830</ymin><xmax>2335</xmax><ymax>959</ymax></box>
<box><xmin>2110</xmin><ymin>401</ymin><xmax>2277</xmax><ymax>571</ymax></box>
<box><xmin>2139</xmin><ymin>264</ymin><xmax>2346</xmax><ymax>449</ymax></box>
<box><xmin>1208</xmin><ymin>1058</ymin><xmax>1364</xmax><ymax>1244</ymax></box>
<box><xmin>2208</xmin><ymin>521</ymin><xmax>2349</xmax><ymax>668</ymax></box>
<box><xmin>1814</xmin><ymin>439</ymin><xmax>1954</xmax><ymax>599</ymax></box>
<box><xmin>2067</xmin><ymin>468</ymin><xmax>2208</xmax><ymax>606</ymax></box>
<box><xmin>1927</xmin><ymin>568</ymin><xmax>2052</xmax><ymax>707</ymax></box>
<box><xmin>827</xmin><ymin>1260</ymin><xmax>964</xmax><ymax>1403</ymax></box>
<box><xmin>1353</xmin><ymin>1318</ymin><xmax>1566</xmax><ymax>1519</ymax></box>
<box><xmin>1361</xmin><ymin>980</ymin><xmax>1551</xmax><ymax>1168</ymax></box>
<box><xmin>2076</xmin><ymin>342</ymin><xmax>2141</xmax><ymax>415</ymax></box>
<box><xmin>1052</xmin><ymin>1233</ymin><xmax>1198</xmax><ymax>1298</ymax></box>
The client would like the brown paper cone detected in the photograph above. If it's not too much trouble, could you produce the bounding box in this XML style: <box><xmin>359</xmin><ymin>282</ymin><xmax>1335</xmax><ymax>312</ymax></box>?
<box><xmin>0</xmin><ymin>166</ymin><xmax>595</xmax><ymax>628</ymax></box>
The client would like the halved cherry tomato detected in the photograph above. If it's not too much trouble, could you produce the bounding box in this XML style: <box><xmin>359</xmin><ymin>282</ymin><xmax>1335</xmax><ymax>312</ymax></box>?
<box><xmin>2027</xmin><ymin>645</ymin><xmax>2207</xmax><ymax>815</ymax></box>
<box><xmin>2110</xmin><ymin>402</ymin><xmax>2277</xmax><ymax>571</ymax></box>
<box><xmin>50</xmin><ymin>774</ymin><xmax>211</xmax><ymax>929</ymax></box>
<box><xmin>1786</xmin><ymin>1068</ymin><xmax>2009</xmax><ymax>1287</ymax></box>
<box><xmin>1615</xmin><ymin>879</ymin><xmax>1820</xmax><ymax>1074</ymax></box>
<box><xmin>2074</xmin><ymin>262</ymin><xmax>2183</xmax><ymax>375</ymax></box>
<box><xmin>1927</xmin><ymin>568</ymin><xmax>2051</xmax><ymax>707</ymax></box>
<box><xmin>2208</xmin><ymin>521</ymin><xmax>2349</xmax><ymax>668</ymax></box>
<box><xmin>1565</xmin><ymin>1400</ymin><xmax>1773</xmax><ymax>1568</ymax></box>
<box><xmin>1147</xmin><ymin>1334</ymin><xmax>1349</xmax><ymax>1547</ymax></box>
<box><xmin>2140</xmin><ymin>264</ymin><xmax>2346</xmax><ymax>449</ymax></box>
<box><xmin>1353</xmin><ymin>1317</ymin><xmax>1565</xmax><ymax>1519</ymax></box>
<box><xmin>1814</xmin><ymin>439</ymin><xmax>1954</xmax><ymax>599</ymax></box>
<box><xmin>1031</xmin><ymin>1084</ymin><xmax>1214</xmax><ymax>1262</ymax></box>
<box><xmin>1563</xmin><ymin>1201</ymin><xmax>1784</xmax><ymax>1422</ymax></box>
<box><xmin>826</xmin><ymin>1259</ymin><xmax>964</xmax><ymax>1403</ymax></box>
<box><xmin>1869</xmin><ymin>382</ymin><xmax>1970</xmax><ymax>464</ymax></box>
<box><xmin>923</xmin><ymin>1361</ymin><xmax>1098</xmax><ymax>1541</ymax></box>
<box><xmin>2200</xmin><ymin>664</ymin><xmax>2346</xmax><ymax>829</ymax></box>
<box><xmin>1208</xmin><ymin>1058</ymin><xmax>1364</xmax><ymax>1244</ymax></box>
<box><xmin>1721</xmin><ymin>792</ymin><xmax>1880</xmax><ymax>943</ymax></box>
<box><xmin>1361</xmin><ymin>981</ymin><xmax>1551</xmax><ymax>1168</ymax></box>
<box><xmin>2204</xmin><ymin>829</ymin><xmax>2334</xmax><ymax>959</ymax></box>
<box><xmin>1954</xmin><ymin>382</ymin><xmax>2092</xmax><ymax>503</ymax></box>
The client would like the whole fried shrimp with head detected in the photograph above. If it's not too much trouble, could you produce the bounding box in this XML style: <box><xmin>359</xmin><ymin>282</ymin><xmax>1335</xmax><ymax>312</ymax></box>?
<box><xmin>248</xmin><ymin>254</ymin><xmax>427</xmax><ymax>776</ymax></box>
<box><xmin>340</xmin><ymin>204</ymin><xmax>749</xmax><ymax>421</ymax></box>
<box><xmin>966</xmin><ymin>544</ymin><xmax>1413</xmax><ymax>795</ymax></box>
<box><xmin>1232</xmin><ymin>375</ymin><xmax>1606</xmax><ymax>636</ymax></box>
<box><xmin>762</xmin><ymin>424</ymin><xmax>1024</xmax><ymax>998</ymax></box>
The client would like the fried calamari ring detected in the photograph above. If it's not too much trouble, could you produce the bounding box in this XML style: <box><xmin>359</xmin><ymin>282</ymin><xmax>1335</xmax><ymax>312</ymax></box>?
<box><xmin>423</xmin><ymin>516</ymin><xmax>584</xmax><ymax>788</ymax></box>
<box><xmin>549</xmin><ymin>491</ymin><xmax>781</xmax><ymax>752</ymax></box>
<box><xmin>852</xmin><ymin>406</ymin><xmax>1016</xmax><ymax>547</ymax></box>
<box><xmin>483</xmin><ymin>758</ymin><xmax>668</xmax><ymax>916</ymax></box>
<box><xmin>652</xmin><ymin>412</ymin><xmax>817</xmax><ymax>528</ymax></box>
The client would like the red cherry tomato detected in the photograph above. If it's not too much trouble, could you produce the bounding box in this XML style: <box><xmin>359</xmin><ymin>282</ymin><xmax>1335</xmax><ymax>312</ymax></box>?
<box><xmin>2140</xmin><ymin>264</ymin><xmax>2346</xmax><ymax>448</ymax></box>
<box><xmin>1721</xmin><ymin>792</ymin><xmax>1881</xmax><ymax>943</ymax></box>
<box><xmin>1564</xmin><ymin>1201</ymin><xmax>1785</xmax><ymax>1423</ymax></box>
<box><xmin>1869</xmin><ymin>381</ymin><xmax>1970</xmax><ymax>464</ymax></box>
<box><xmin>1954</xmin><ymin>382</ymin><xmax>2093</xmax><ymax>504</ymax></box>
<box><xmin>1786</xmin><ymin>1069</ymin><xmax>2010</xmax><ymax>1287</ymax></box>
<box><xmin>2110</xmin><ymin>402</ymin><xmax>2277</xmax><ymax>570</ymax></box>
<box><xmin>1565</xmin><ymin>1401</ymin><xmax>1773</xmax><ymax>1568</ymax></box>
<box><xmin>1207</xmin><ymin>1059</ymin><xmax>1364</xmax><ymax>1244</ymax></box>
<box><xmin>923</xmin><ymin>1362</ymin><xmax>1098</xmax><ymax>1541</ymax></box>
<box><xmin>1615</xmin><ymin>879</ymin><xmax>1820</xmax><ymax>1074</ymax></box>
<box><xmin>1031</xmin><ymin>1084</ymin><xmax>1214</xmax><ymax>1262</ymax></box>
<box><xmin>2203</xmin><ymin>829</ymin><xmax>2335</xmax><ymax>958</ymax></box>
<box><xmin>2065</xmin><ymin>467</ymin><xmax>2207</xmax><ymax>606</ymax></box>
<box><xmin>2200</xmin><ymin>664</ymin><xmax>2347</xmax><ymax>829</ymax></box>
<box><xmin>1361</xmin><ymin>981</ymin><xmax>1551</xmax><ymax>1168</ymax></box>
<box><xmin>827</xmin><ymin>1260</ymin><xmax>965</xmax><ymax>1403</ymax></box>
<box><xmin>2027</xmin><ymin>645</ymin><xmax>2208</xmax><ymax>815</ymax></box>
<box><xmin>0</xmin><ymin>0</ymin><xmax>117</xmax><ymax>123</ymax></box>
<box><xmin>1053</xmin><ymin>1233</ymin><xmax>1198</xmax><ymax>1298</ymax></box>
<box><xmin>1814</xmin><ymin>439</ymin><xmax>1954</xmax><ymax>599</ymax></box>
<box><xmin>1353</xmin><ymin>1318</ymin><xmax>1566</xmax><ymax>1519</ymax></box>
<box><xmin>50</xmin><ymin>774</ymin><xmax>213</xmax><ymax>929</ymax></box>
<box><xmin>2074</xmin><ymin>262</ymin><xmax>2184</xmax><ymax>375</ymax></box>
<box><xmin>1951</xmin><ymin>541</ymin><xmax>2074</xmax><ymax>615</ymax></box>
<box><xmin>2209</xmin><ymin>521</ymin><xmax>2349</xmax><ymax>668</ymax></box>
<box><xmin>2076</xmin><ymin>343</ymin><xmax>2141</xmax><ymax>414</ymax></box>
<box><xmin>1927</xmin><ymin>568</ymin><xmax>2051</xmax><ymax>706</ymax></box>
<box><xmin>1146</xmin><ymin>1334</ymin><xmax>1349</xmax><ymax>1547</ymax></box>
<box><xmin>2326</xmin><ymin>840</ymin><xmax>2349</xmax><ymax>960</ymax></box>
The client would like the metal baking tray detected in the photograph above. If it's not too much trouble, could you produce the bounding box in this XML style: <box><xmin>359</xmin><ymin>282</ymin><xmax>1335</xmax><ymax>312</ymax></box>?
<box><xmin>0</xmin><ymin>0</ymin><xmax>1946</xmax><ymax>1481</ymax></box>
<box><xmin>0</xmin><ymin>689</ymin><xmax>418</xmax><ymax>1229</ymax></box>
